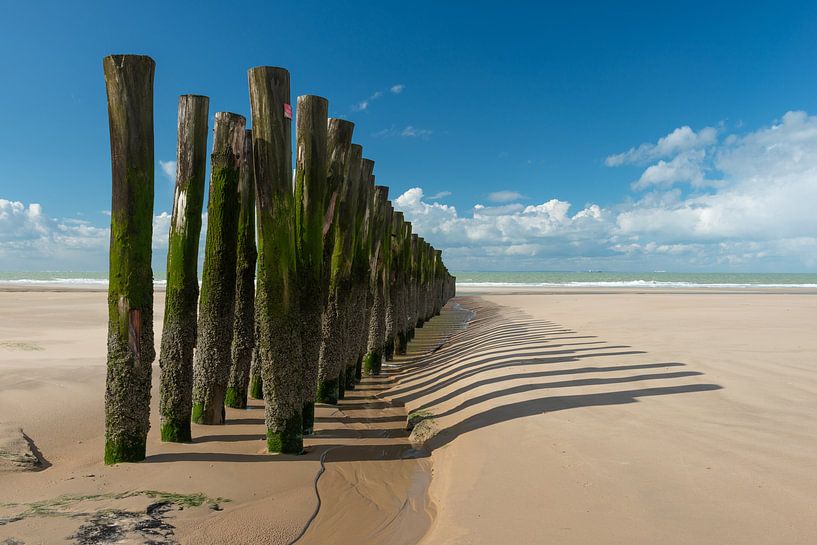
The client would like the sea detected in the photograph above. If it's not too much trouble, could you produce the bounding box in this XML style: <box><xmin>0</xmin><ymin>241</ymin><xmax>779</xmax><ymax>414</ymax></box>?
<box><xmin>1</xmin><ymin>271</ymin><xmax>817</xmax><ymax>289</ymax></box>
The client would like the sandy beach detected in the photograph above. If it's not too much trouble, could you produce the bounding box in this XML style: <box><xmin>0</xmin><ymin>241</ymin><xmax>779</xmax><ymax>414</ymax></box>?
<box><xmin>2</xmin><ymin>287</ymin><xmax>817</xmax><ymax>544</ymax></box>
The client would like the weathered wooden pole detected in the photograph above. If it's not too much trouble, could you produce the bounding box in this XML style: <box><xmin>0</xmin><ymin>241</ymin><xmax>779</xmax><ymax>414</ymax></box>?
<box><xmin>407</xmin><ymin>233</ymin><xmax>419</xmax><ymax>340</ymax></box>
<box><xmin>103</xmin><ymin>54</ymin><xmax>156</xmax><ymax>464</ymax></box>
<box><xmin>415</xmin><ymin>237</ymin><xmax>427</xmax><ymax>328</ymax></box>
<box><xmin>158</xmin><ymin>94</ymin><xmax>209</xmax><ymax>442</ymax></box>
<box><xmin>248</xmin><ymin>66</ymin><xmax>304</xmax><ymax>454</ymax></box>
<box><xmin>315</xmin><ymin>121</ymin><xmax>354</xmax><ymax>405</ymax></box>
<box><xmin>351</xmin><ymin>159</ymin><xmax>376</xmax><ymax>383</ymax></box>
<box><xmin>433</xmin><ymin>249</ymin><xmax>444</xmax><ymax>315</ymax></box>
<box><xmin>294</xmin><ymin>95</ymin><xmax>329</xmax><ymax>434</ymax></box>
<box><xmin>363</xmin><ymin>190</ymin><xmax>391</xmax><ymax>375</ymax></box>
<box><xmin>249</xmin><ymin>342</ymin><xmax>263</xmax><ymax>400</ymax></box>
<box><xmin>384</xmin><ymin>211</ymin><xmax>404</xmax><ymax>361</ymax></box>
<box><xmin>191</xmin><ymin>112</ymin><xmax>245</xmax><ymax>425</ymax></box>
<box><xmin>336</xmin><ymin>145</ymin><xmax>362</xmax><ymax>400</ymax></box>
<box><xmin>396</xmin><ymin>220</ymin><xmax>412</xmax><ymax>355</ymax></box>
<box><xmin>225</xmin><ymin>129</ymin><xmax>258</xmax><ymax>409</ymax></box>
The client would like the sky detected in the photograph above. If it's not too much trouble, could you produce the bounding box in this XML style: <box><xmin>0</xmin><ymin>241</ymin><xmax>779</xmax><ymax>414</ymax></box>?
<box><xmin>2</xmin><ymin>1</ymin><xmax>817</xmax><ymax>272</ymax></box>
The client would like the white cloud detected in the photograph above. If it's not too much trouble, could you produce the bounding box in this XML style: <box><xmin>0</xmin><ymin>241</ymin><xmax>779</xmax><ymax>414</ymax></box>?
<box><xmin>394</xmin><ymin>111</ymin><xmax>817</xmax><ymax>271</ymax></box>
<box><xmin>159</xmin><ymin>160</ymin><xmax>176</xmax><ymax>184</ymax></box>
<box><xmin>0</xmin><ymin>198</ymin><xmax>197</xmax><ymax>271</ymax></box>
<box><xmin>390</xmin><ymin>84</ymin><xmax>405</xmax><ymax>94</ymax></box>
<box><xmin>488</xmin><ymin>190</ymin><xmax>525</xmax><ymax>202</ymax></box>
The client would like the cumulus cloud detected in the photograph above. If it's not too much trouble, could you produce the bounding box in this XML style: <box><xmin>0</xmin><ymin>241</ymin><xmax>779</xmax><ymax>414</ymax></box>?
<box><xmin>487</xmin><ymin>190</ymin><xmax>525</xmax><ymax>202</ymax></box>
<box><xmin>395</xmin><ymin>111</ymin><xmax>817</xmax><ymax>270</ymax></box>
<box><xmin>390</xmin><ymin>84</ymin><xmax>405</xmax><ymax>94</ymax></box>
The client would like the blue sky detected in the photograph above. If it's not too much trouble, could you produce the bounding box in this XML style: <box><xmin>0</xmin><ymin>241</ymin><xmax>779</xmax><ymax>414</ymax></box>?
<box><xmin>2</xmin><ymin>1</ymin><xmax>817</xmax><ymax>271</ymax></box>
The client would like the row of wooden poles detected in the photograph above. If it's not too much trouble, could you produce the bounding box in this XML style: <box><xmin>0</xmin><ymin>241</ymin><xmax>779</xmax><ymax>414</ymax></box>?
<box><xmin>102</xmin><ymin>55</ymin><xmax>455</xmax><ymax>464</ymax></box>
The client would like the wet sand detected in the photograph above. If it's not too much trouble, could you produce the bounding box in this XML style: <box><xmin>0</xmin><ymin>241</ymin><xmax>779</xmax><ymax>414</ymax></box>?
<box><xmin>3</xmin><ymin>288</ymin><xmax>817</xmax><ymax>544</ymax></box>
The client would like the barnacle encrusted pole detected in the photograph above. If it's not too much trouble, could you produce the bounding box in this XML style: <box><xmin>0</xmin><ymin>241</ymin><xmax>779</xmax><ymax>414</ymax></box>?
<box><xmin>408</xmin><ymin>233</ymin><xmax>420</xmax><ymax>341</ymax></box>
<box><xmin>315</xmin><ymin>121</ymin><xmax>354</xmax><ymax>404</ymax></box>
<box><xmin>363</xmin><ymin>190</ymin><xmax>391</xmax><ymax>375</ymax></box>
<box><xmin>384</xmin><ymin>211</ymin><xmax>404</xmax><ymax>361</ymax></box>
<box><xmin>225</xmin><ymin>129</ymin><xmax>258</xmax><ymax>409</ymax></box>
<box><xmin>335</xmin><ymin>144</ymin><xmax>362</xmax><ymax>400</ymax></box>
<box><xmin>414</xmin><ymin>236</ymin><xmax>427</xmax><ymax>328</ymax></box>
<box><xmin>158</xmin><ymin>94</ymin><xmax>209</xmax><ymax>442</ymax></box>
<box><xmin>351</xmin><ymin>159</ymin><xmax>375</xmax><ymax>383</ymax></box>
<box><xmin>103</xmin><ymin>54</ymin><xmax>156</xmax><ymax>464</ymax></box>
<box><xmin>424</xmin><ymin>242</ymin><xmax>436</xmax><ymax>322</ymax></box>
<box><xmin>294</xmin><ymin>95</ymin><xmax>329</xmax><ymax>434</ymax></box>
<box><xmin>396</xmin><ymin>220</ymin><xmax>413</xmax><ymax>355</ymax></box>
<box><xmin>248</xmin><ymin>66</ymin><xmax>304</xmax><ymax>454</ymax></box>
<box><xmin>433</xmin><ymin>249</ymin><xmax>444</xmax><ymax>315</ymax></box>
<box><xmin>191</xmin><ymin>112</ymin><xmax>245</xmax><ymax>425</ymax></box>
<box><xmin>249</xmin><ymin>343</ymin><xmax>263</xmax><ymax>399</ymax></box>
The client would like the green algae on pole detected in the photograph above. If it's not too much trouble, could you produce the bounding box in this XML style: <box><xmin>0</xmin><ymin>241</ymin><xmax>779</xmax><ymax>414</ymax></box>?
<box><xmin>351</xmin><ymin>159</ymin><xmax>376</xmax><ymax>383</ymax></box>
<box><xmin>191</xmin><ymin>112</ymin><xmax>245</xmax><ymax>425</ymax></box>
<box><xmin>294</xmin><ymin>95</ymin><xmax>330</xmax><ymax>434</ymax></box>
<box><xmin>248</xmin><ymin>66</ymin><xmax>304</xmax><ymax>454</ymax></box>
<box><xmin>384</xmin><ymin>211</ymin><xmax>404</xmax><ymax>361</ymax></box>
<box><xmin>158</xmin><ymin>94</ymin><xmax>209</xmax><ymax>442</ymax></box>
<box><xmin>337</xmin><ymin>145</ymin><xmax>363</xmax><ymax>399</ymax></box>
<box><xmin>396</xmin><ymin>220</ymin><xmax>413</xmax><ymax>355</ymax></box>
<box><xmin>102</xmin><ymin>54</ymin><xmax>156</xmax><ymax>464</ymax></box>
<box><xmin>249</xmin><ymin>327</ymin><xmax>263</xmax><ymax>399</ymax></box>
<box><xmin>315</xmin><ymin>120</ymin><xmax>354</xmax><ymax>405</ymax></box>
<box><xmin>363</xmin><ymin>188</ymin><xmax>391</xmax><ymax>375</ymax></box>
<box><xmin>225</xmin><ymin>129</ymin><xmax>258</xmax><ymax>409</ymax></box>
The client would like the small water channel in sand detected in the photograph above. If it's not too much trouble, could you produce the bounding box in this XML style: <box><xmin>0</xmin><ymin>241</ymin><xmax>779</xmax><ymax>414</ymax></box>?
<box><xmin>294</xmin><ymin>304</ymin><xmax>473</xmax><ymax>545</ymax></box>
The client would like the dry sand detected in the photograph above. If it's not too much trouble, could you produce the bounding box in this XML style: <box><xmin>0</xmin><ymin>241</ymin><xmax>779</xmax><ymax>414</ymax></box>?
<box><xmin>2</xmin><ymin>287</ymin><xmax>817</xmax><ymax>544</ymax></box>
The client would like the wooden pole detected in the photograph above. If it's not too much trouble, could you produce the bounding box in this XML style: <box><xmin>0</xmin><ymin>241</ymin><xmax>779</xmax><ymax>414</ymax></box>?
<box><xmin>225</xmin><ymin>129</ymin><xmax>258</xmax><ymax>409</ymax></box>
<box><xmin>352</xmin><ymin>159</ymin><xmax>375</xmax><ymax>383</ymax></box>
<box><xmin>336</xmin><ymin>144</ymin><xmax>362</xmax><ymax>400</ymax></box>
<box><xmin>248</xmin><ymin>66</ymin><xmax>304</xmax><ymax>454</ymax></box>
<box><xmin>294</xmin><ymin>95</ymin><xmax>329</xmax><ymax>434</ymax></box>
<box><xmin>249</xmin><ymin>330</ymin><xmax>263</xmax><ymax>399</ymax></box>
<box><xmin>315</xmin><ymin>122</ymin><xmax>354</xmax><ymax>404</ymax></box>
<box><xmin>364</xmin><ymin>190</ymin><xmax>391</xmax><ymax>375</ymax></box>
<box><xmin>102</xmin><ymin>54</ymin><xmax>156</xmax><ymax>464</ymax></box>
<box><xmin>408</xmin><ymin>233</ymin><xmax>419</xmax><ymax>340</ymax></box>
<box><xmin>396</xmin><ymin>220</ymin><xmax>412</xmax><ymax>354</ymax></box>
<box><xmin>192</xmin><ymin>112</ymin><xmax>245</xmax><ymax>425</ymax></box>
<box><xmin>158</xmin><ymin>94</ymin><xmax>209</xmax><ymax>442</ymax></box>
<box><xmin>384</xmin><ymin>211</ymin><xmax>404</xmax><ymax>361</ymax></box>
